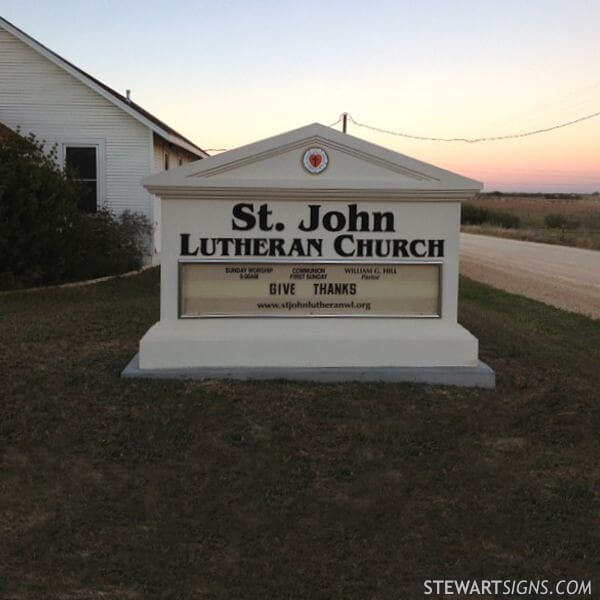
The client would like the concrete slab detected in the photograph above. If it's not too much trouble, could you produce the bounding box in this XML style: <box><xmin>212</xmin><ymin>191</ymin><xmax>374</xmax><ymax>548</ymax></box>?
<box><xmin>122</xmin><ymin>353</ymin><xmax>495</xmax><ymax>389</ymax></box>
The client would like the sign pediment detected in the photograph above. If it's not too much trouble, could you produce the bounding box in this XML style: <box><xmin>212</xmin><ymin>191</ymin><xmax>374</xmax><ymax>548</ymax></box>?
<box><xmin>143</xmin><ymin>123</ymin><xmax>482</xmax><ymax>198</ymax></box>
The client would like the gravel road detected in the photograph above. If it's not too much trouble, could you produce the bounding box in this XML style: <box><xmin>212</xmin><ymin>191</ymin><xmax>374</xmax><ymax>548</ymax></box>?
<box><xmin>460</xmin><ymin>233</ymin><xmax>600</xmax><ymax>319</ymax></box>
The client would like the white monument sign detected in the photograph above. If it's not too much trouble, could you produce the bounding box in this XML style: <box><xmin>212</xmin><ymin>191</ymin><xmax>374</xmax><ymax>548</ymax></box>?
<box><xmin>124</xmin><ymin>124</ymin><xmax>494</xmax><ymax>387</ymax></box>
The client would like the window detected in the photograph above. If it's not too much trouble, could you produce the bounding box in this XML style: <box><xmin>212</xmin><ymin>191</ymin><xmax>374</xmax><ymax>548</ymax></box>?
<box><xmin>164</xmin><ymin>152</ymin><xmax>169</xmax><ymax>171</ymax></box>
<box><xmin>65</xmin><ymin>146</ymin><xmax>97</xmax><ymax>212</ymax></box>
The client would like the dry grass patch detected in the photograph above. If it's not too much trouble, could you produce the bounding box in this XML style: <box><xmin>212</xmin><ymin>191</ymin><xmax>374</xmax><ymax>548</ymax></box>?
<box><xmin>464</xmin><ymin>193</ymin><xmax>600</xmax><ymax>249</ymax></box>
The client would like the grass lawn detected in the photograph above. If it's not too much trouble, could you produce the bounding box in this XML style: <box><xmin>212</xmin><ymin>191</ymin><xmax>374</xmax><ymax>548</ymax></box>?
<box><xmin>1</xmin><ymin>268</ymin><xmax>599</xmax><ymax>599</ymax></box>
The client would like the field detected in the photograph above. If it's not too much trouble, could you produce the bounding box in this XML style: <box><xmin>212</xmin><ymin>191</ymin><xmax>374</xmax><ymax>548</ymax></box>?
<box><xmin>1</xmin><ymin>268</ymin><xmax>600</xmax><ymax>599</ymax></box>
<box><xmin>463</xmin><ymin>193</ymin><xmax>600</xmax><ymax>249</ymax></box>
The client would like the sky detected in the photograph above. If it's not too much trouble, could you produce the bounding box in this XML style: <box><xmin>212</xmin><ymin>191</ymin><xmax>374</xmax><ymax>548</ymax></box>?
<box><xmin>2</xmin><ymin>0</ymin><xmax>600</xmax><ymax>192</ymax></box>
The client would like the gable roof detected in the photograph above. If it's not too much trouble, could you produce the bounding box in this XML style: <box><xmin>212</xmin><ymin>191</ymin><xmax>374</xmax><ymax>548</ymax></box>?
<box><xmin>143</xmin><ymin>122</ymin><xmax>482</xmax><ymax>199</ymax></box>
<box><xmin>0</xmin><ymin>16</ymin><xmax>208</xmax><ymax>158</ymax></box>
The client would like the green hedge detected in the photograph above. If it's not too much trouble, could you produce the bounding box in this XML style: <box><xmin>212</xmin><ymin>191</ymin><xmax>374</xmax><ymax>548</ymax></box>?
<box><xmin>0</xmin><ymin>131</ymin><xmax>151</xmax><ymax>290</ymax></box>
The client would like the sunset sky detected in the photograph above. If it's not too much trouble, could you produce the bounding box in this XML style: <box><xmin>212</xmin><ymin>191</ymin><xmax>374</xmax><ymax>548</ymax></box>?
<box><xmin>3</xmin><ymin>0</ymin><xmax>600</xmax><ymax>192</ymax></box>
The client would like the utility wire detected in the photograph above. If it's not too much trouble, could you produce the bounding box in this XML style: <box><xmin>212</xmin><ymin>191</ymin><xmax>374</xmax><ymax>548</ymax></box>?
<box><xmin>327</xmin><ymin>115</ymin><xmax>343</xmax><ymax>128</ymax></box>
<box><xmin>343</xmin><ymin>110</ymin><xmax>600</xmax><ymax>143</ymax></box>
<box><xmin>203</xmin><ymin>107</ymin><xmax>600</xmax><ymax>154</ymax></box>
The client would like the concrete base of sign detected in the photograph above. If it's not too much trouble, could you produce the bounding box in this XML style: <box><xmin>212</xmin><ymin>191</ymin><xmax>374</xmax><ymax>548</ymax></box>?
<box><xmin>136</xmin><ymin>319</ymin><xmax>481</xmax><ymax>369</ymax></box>
<box><xmin>131</xmin><ymin>320</ymin><xmax>494</xmax><ymax>387</ymax></box>
<box><xmin>122</xmin><ymin>353</ymin><xmax>495</xmax><ymax>388</ymax></box>
<box><xmin>140</xmin><ymin>318</ymin><xmax>478</xmax><ymax>369</ymax></box>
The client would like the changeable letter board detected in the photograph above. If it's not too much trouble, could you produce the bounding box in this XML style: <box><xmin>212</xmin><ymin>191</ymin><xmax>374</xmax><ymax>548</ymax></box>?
<box><xmin>179</xmin><ymin>262</ymin><xmax>441</xmax><ymax>318</ymax></box>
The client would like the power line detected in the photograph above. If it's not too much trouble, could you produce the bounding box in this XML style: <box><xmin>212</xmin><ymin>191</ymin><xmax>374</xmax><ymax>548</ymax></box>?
<box><xmin>204</xmin><ymin>106</ymin><xmax>600</xmax><ymax>154</ymax></box>
<box><xmin>343</xmin><ymin>110</ymin><xmax>600</xmax><ymax>143</ymax></box>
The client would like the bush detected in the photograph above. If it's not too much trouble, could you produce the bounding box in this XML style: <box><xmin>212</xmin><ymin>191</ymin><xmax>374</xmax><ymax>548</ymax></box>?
<box><xmin>69</xmin><ymin>209</ymin><xmax>152</xmax><ymax>281</ymax></box>
<box><xmin>461</xmin><ymin>203</ymin><xmax>490</xmax><ymax>225</ymax></box>
<box><xmin>0</xmin><ymin>131</ymin><xmax>151</xmax><ymax>290</ymax></box>
<box><xmin>487</xmin><ymin>209</ymin><xmax>520</xmax><ymax>229</ymax></box>
<box><xmin>544</xmin><ymin>213</ymin><xmax>569</xmax><ymax>229</ymax></box>
<box><xmin>461</xmin><ymin>203</ymin><xmax>520</xmax><ymax>229</ymax></box>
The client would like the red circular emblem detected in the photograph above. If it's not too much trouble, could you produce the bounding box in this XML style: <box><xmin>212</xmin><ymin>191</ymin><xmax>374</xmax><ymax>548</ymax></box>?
<box><xmin>302</xmin><ymin>148</ymin><xmax>328</xmax><ymax>174</ymax></box>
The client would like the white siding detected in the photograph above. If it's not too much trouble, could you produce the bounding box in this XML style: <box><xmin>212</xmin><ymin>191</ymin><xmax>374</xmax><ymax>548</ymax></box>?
<box><xmin>0</xmin><ymin>27</ymin><xmax>154</xmax><ymax>221</ymax></box>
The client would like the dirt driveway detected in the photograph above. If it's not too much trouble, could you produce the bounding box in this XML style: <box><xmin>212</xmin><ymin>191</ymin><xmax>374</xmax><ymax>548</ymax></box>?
<box><xmin>460</xmin><ymin>233</ymin><xmax>600</xmax><ymax>319</ymax></box>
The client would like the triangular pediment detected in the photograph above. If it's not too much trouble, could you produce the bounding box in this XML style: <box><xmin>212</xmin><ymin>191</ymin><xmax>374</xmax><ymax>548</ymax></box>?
<box><xmin>143</xmin><ymin>123</ymin><xmax>482</xmax><ymax>196</ymax></box>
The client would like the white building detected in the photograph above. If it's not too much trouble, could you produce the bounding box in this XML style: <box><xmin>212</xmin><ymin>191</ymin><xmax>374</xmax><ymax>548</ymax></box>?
<box><xmin>0</xmin><ymin>16</ymin><xmax>208</xmax><ymax>264</ymax></box>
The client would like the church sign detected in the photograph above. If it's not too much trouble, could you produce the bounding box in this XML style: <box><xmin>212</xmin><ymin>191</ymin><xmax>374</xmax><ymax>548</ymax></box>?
<box><xmin>178</xmin><ymin>199</ymin><xmax>443</xmax><ymax>318</ymax></box>
<box><xmin>124</xmin><ymin>124</ymin><xmax>495</xmax><ymax>388</ymax></box>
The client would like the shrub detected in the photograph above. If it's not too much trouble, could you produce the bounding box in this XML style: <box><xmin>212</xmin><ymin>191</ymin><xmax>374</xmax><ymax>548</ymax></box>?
<box><xmin>461</xmin><ymin>203</ymin><xmax>490</xmax><ymax>225</ymax></box>
<box><xmin>581</xmin><ymin>212</ymin><xmax>600</xmax><ymax>232</ymax></box>
<box><xmin>544</xmin><ymin>213</ymin><xmax>569</xmax><ymax>229</ymax></box>
<box><xmin>487</xmin><ymin>209</ymin><xmax>520</xmax><ymax>229</ymax></box>
<box><xmin>0</xmin><ymin>131</ymin><xmax>151</xmax><ymax>290</ymax></box>
<box><xmin>461</xmin><ymin>203</ymin><xmax>520</xmax><ymax>229</ymax></box>
<box><xmin>68</xmin><ymin>209</ymin><xmax>152</xmax><ymax>281</ymax></box>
